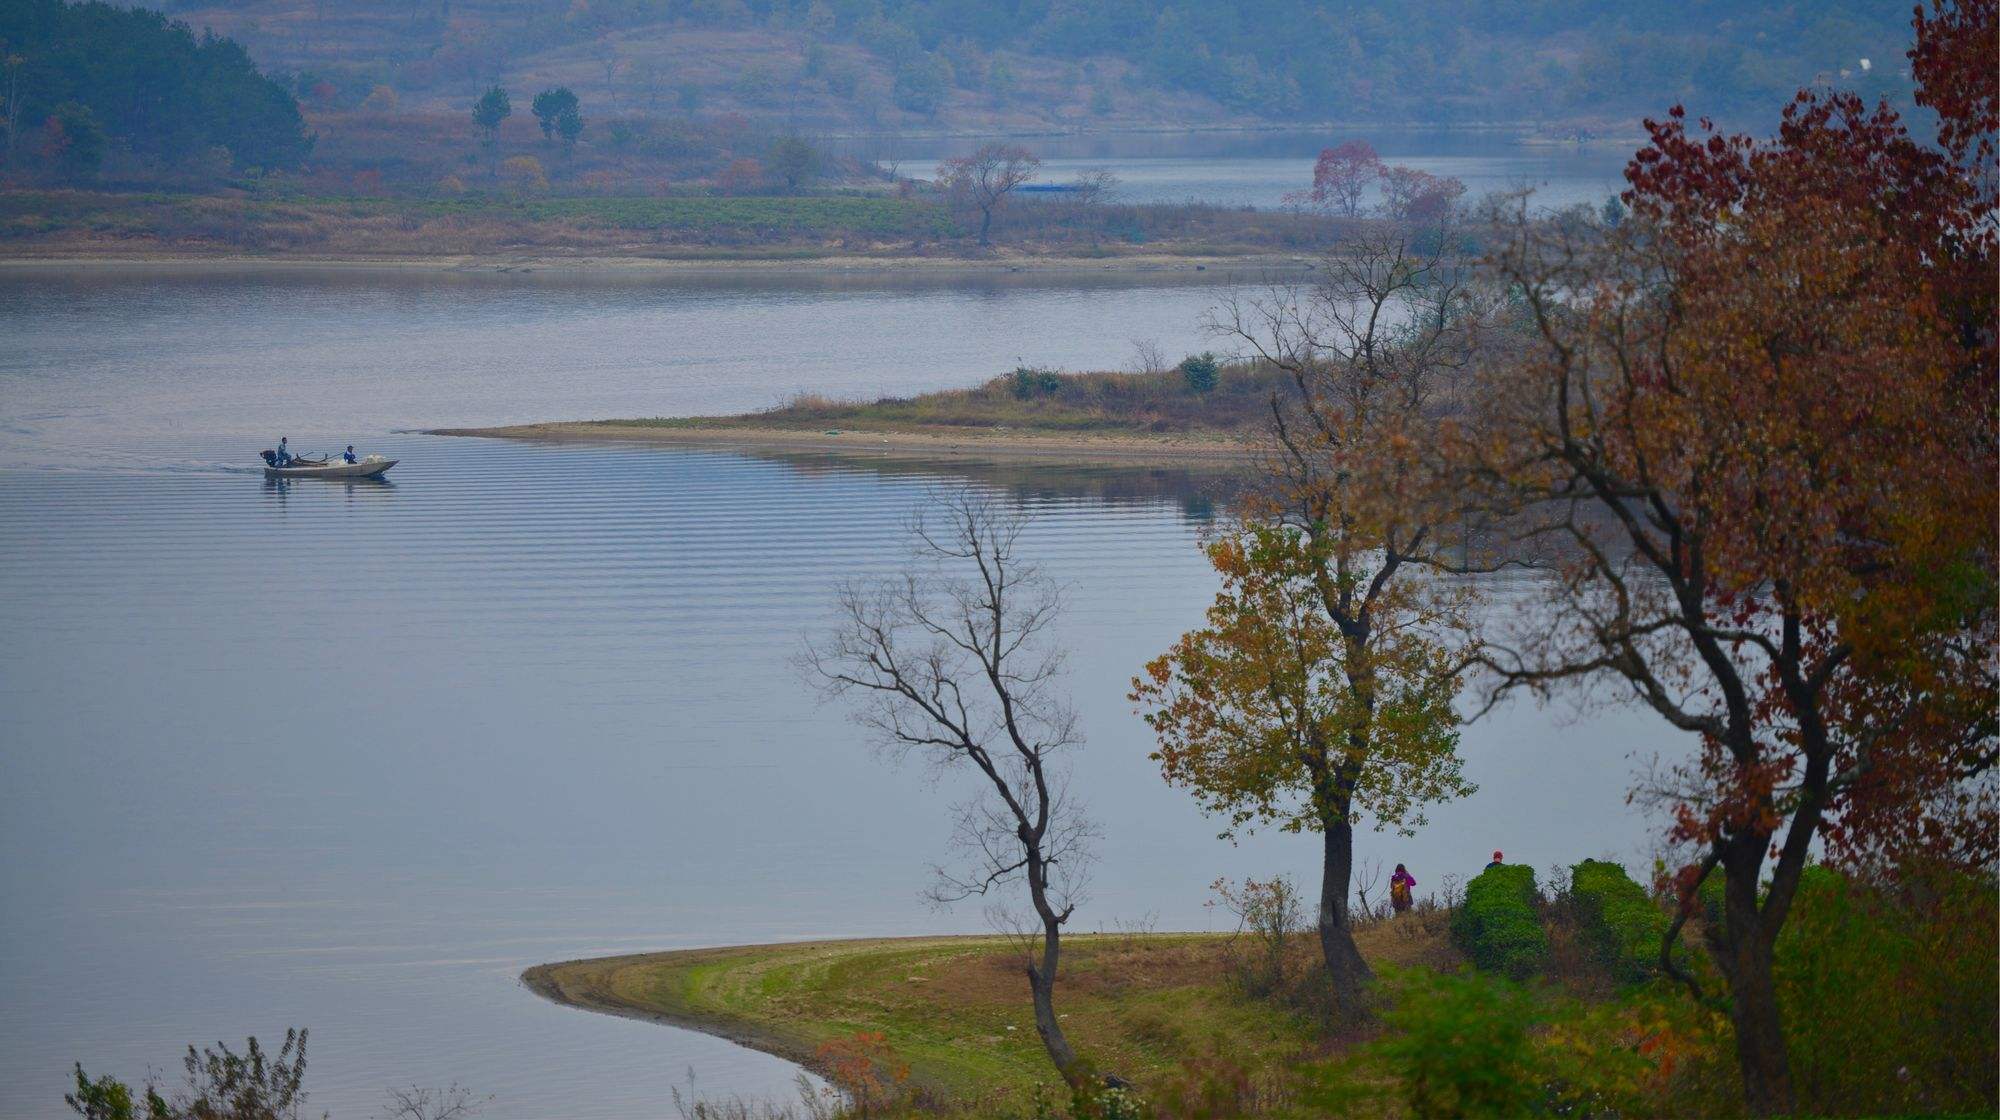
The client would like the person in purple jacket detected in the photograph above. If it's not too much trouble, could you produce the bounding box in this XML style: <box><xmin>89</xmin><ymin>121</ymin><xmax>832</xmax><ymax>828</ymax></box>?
<box><xmin>1390</xmin><ymin>863</ymin><xmax>1417</xmax><ymax>914</ymax></box>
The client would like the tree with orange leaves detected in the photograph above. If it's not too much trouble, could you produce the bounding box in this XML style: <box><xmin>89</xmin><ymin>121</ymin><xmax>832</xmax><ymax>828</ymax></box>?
<box><xmin>1135</xmin><ymin>215</ymin><xmax>1485</xmax><ymax>1020</ymax></box>
<box><xmin>1132</xmin><ymin>521</ymin><xmax>1473</xmax><ymax>1019</ymax></box>
<box><xmin>1452</xmin><ymin>3</ymin><xmax>1995</xmax><ymax>1112</ymax></box>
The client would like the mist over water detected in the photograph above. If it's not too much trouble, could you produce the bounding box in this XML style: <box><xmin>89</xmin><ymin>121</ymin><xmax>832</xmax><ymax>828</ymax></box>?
<box><xmin>0</xmin><ymin>260</ymin><xmax>1691</xmax><ymax>1118</ymax></box>
<box><xmin>896</xmin><ymin>128</ymin><xmax>1633</xmax><ymax>211</ymax></box>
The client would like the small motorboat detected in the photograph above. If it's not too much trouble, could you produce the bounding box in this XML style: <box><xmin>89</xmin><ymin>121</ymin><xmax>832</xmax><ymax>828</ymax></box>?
<box><xmin>260</xmin><ymin>450</ymin><xmax>397</xmax><ymax>479</ymax></box>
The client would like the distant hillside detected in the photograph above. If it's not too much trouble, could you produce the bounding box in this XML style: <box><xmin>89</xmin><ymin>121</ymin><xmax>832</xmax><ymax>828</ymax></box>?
<box><xmin>146</xmin><ymin>0</ymin><xmax>1920</xmax><ymax>135</ymax></box>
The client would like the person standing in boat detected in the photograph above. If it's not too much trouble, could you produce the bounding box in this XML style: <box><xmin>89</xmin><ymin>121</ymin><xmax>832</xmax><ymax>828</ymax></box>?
<box><xmin>342</xmin><ymin>444</ymin><xmax>358</xmax><ymax>464</ymax></box>
<box><xmin>275</xmin><ymin>437</ymin><xmax>292</xmax><ymax>467</ymax></box>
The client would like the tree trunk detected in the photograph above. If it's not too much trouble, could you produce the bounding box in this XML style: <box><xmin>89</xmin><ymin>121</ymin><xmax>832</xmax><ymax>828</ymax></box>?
<box><xmin>1719</xmin><ymin>849</ymin><xmax>1796</xmax><ymax>1116</ymax></box>
<box><xmin>977</xmin><ymin>206</ymin><xmax>993</xmax><ymax>246</ymax></box>
<box><xmin>1318</xmin><ymin>813</ymin><xmax>1373</xmax><ymax>1019</ymax></box>
<box><xmin>1027</xmin><ymin>913</ymin><xmax>1079</xmax><ymax>1081</ymax></box>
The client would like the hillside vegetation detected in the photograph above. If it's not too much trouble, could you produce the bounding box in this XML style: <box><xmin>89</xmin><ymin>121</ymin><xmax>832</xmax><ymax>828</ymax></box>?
<box><xmin>0</xmin><ymin>0</ymin><xmax>312</xmax><ymax>177</ymax></box>
<box><xmin>151</xmin><ymin>0</ymin><xmax>1919</xmax><ymax>133</ymax></box>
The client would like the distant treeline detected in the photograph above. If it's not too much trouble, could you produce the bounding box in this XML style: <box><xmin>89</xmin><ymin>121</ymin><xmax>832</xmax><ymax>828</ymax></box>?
<box><xmin>250</xmin><ymin>0</ymin><xmax>1920</xmax><ymax>123</ymax></box>
<box><xmin>0</xmin><ymin>0</ymin><xmax>310</xmax><ymax>180</ymax></box>
<box><xmin>794</xmin><ymin>0</ymin><xmax>1917</xmax><ymax>120</ymax></box>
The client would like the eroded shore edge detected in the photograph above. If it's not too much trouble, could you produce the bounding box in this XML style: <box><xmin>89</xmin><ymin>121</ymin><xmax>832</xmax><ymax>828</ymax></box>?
<box><xmin>521</xmin><ymin>936</ymin><xmax>1008</xmax><ymax>1096</ymax></box>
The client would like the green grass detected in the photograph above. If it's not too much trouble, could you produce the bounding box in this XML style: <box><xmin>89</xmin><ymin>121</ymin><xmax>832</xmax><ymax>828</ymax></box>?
<box><xmin>0</xmin><ymin>186</ymin><xmax>1327</xmax><ymax>259</ymax></box>
<box><xmin>0</xmin><ymin>189</ymin><xmax>952</xmax><ymax>242</ymax></box>
<box><xmin>527</xmin><ymin>925</ymin><xmax>1460</xmax><ymax>1111</ymax></box>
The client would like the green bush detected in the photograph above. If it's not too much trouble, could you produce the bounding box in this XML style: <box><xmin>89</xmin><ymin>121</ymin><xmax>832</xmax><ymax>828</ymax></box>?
<box><xmin>1009</xmin><ymin>366</ymin><xmax>1065</xmax><ymax>398</ymax></box>
<box><xmin>1371</xmin><ymin>968</ymin><xmax>1546</xmax><ymax>1119</ymax></box>
<box><xmin>1672</xmin><ymin>861</ymin><xmax>1998</xmax><ymax>1117</ymax></box>
<box><xmin>1453</xmin><ymin>864</ymin><xmax>1547</xmax><ymax>978</ymax></box>
<box><xmin>1570</xmin><ymin>858</ymin><xmax>1668</xmax><ymax>983</ymax></box>
<box><xmin>1177</xmin><ymin>352</ymin><xmax>1220</xmax><ymax>393</ymax></box>
<box><xmin>1773</xmin><ymin>863</ymin><xmax>1998</xmax><ymax>1116</ymax></box>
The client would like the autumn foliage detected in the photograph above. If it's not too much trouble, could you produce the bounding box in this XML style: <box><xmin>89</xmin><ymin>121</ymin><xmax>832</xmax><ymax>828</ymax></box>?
<box><xmin>1452</xmin><ymin>2</ymin><xmax>1995</xmax><ymax>1112</ymax></box>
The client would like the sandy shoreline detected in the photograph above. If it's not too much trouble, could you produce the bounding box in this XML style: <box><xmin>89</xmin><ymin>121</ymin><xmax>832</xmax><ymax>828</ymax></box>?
<box><xmin>0</xmin><ymin>251</ymin><xmax>1314</xmax><ymax>277</ymax></box>
<box><xmin>431</xmin><ymin>421</ymin><xmax>1263</xmax><ymax>467</ymax></box>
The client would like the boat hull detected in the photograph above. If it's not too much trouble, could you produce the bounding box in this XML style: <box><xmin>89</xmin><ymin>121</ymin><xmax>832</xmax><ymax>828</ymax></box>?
<box><xmin>263</xmin><ymin>458</ymin><xmax>396</xmax><ymax>480</ymax></box>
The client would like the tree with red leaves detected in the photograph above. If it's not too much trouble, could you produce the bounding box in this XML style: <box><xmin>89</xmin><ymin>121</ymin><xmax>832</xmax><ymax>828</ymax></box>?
<box><xmin>1451</xmin><ymin>2</ymin><xmax>1995</xmax><ymax>1113</ymax></box>
<box><xmin>1293</xmin><ymin>139</ymin><xmax>1382</xmax><ymax>218</ymax></box>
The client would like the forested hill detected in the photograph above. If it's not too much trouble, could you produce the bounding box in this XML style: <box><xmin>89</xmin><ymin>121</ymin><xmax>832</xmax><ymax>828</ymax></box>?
<box><xmin>149</xmin><ymin>0</ymin><xmax>1917</xmax><ymax>133</ymax></box>
<box><xmin>1</xmin><ymin>0</ymin><xmax>312</xmax><ymax>176</ymax></box>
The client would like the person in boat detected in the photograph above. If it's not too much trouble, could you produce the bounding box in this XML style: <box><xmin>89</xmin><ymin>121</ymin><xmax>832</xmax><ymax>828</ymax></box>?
<box><xmin>342</xmin><ymin>444</ymin><xmax>358</xmax><ymax>464</ymax></box>
<box><xmin>1389</xmin><ymin>864</ymin><xmax>1417</xmax><ymax>915</ymax></box>
<box><xmin>275</xmin><ymin>437</ymin><xmax>292</xmax><ymax>467</ymax></box>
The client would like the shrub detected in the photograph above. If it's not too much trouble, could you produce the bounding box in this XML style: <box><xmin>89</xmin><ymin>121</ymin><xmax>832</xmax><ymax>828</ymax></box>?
<box><xmin>1773</xmin><ymin>862</ymin><xmax>1998</xmax><ymax>1116</ymax></box>
<box><xmin>1208</xmin><ymin>875</ymin><xmax>1305</xmax><ymax>998</ymax></box>
<box><xmin>1570</xmin><ymin>858</ymin><xmax>1668</xmax><ymax>983</ymax></box>
<box><xmin>813</xmin><ymin>1031</ymin><xmax>908</xmax><ymax>1117</ymax></box>
<box><xmin>1452</xmin><ymin>864</ymin><xmax>1547</xmax><ymax>978</ymax></box>
<box><xmin>501</xmin><ymin>155</ymin><xmax>547</xmax><ymax>191</ymax></box>
<box><xmin>1178</xmin><ymin>352</ymin><xmax>1220</xmax><ymax>393</ymax></box>
<box><xmin>67</xmin><ymin>1029</ymin><xmax>311</xmax><ymax>1120</ymax></box>
<box><xmin>1371</xmin><ymin>968</ymin><xmax>1545</xmax><ymax>1119</ymax></box>
<box><xmin>1009</xmin><ymin>365</ymin><xmax>1064</xmax><ymax>398</ymax></box>
<box><xmin>893</xmin><ymin>54</ymin><xmax>951</xmax><ymax>114</ymax></box>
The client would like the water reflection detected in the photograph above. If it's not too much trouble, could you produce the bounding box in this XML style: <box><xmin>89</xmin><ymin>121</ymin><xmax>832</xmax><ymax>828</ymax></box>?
<box><xmin>726</xmin><ymin>445</ymin><xmax>1248</xmax><ymax>513</ymax></box>
<box><xmin>886</xmin><ymin>127</ymin><xmax>1633</xmax><ymax>210</ymax></box>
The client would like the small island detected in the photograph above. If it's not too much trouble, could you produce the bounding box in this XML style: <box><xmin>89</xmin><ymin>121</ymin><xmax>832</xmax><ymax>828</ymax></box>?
<box><xmin>435</xmin><ymin>361</ymin><xmax>1279</xmax><ymax>467</ymax></box>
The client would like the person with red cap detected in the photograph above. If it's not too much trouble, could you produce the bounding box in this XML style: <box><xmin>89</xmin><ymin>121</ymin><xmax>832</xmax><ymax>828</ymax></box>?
<box><xmin>1486</xmin><ymin>850</ymin><xmax>1504</xmax><ymax>869</ymax></box>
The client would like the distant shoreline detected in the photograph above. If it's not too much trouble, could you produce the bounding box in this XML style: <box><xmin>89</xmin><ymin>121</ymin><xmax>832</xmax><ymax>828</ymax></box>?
<box><xmin>431</xmin><ymin>420</ymin><xmax>1262</xmax><ymax>467</ymax></box>
<box><xmin>0</xmin><ymin>252</ymin><xmax>1311</xmax><ymax>277</ymax></box>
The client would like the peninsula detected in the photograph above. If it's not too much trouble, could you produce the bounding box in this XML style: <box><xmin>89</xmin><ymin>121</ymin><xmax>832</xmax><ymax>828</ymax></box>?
<box><xmin>434</xmin><ymin>364</ymin><xmax>1276</xmax><ymax>467</ymax></box>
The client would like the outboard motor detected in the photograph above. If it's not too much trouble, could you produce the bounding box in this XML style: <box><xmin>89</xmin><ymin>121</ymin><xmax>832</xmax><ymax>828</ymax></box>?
<box><xmin>260</xmin><ymin>449</ymin><xmax>277</xmax><ymax>467</ymax></box>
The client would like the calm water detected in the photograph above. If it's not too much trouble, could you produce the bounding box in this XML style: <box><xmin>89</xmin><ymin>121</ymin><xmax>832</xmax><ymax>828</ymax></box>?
<box><xmin>898</xmin><ymin>128</ymin><xmax>1632</xmax><ymax>211</ymax></box>
<box><xmin>0</xmin><ymin>267</ymin><xmax>1690</xmax><ymax>1119</ymax></box>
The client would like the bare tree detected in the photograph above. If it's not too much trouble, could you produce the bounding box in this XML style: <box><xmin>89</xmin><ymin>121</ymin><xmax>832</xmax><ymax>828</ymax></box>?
<box><xmin>802</xmin><ymin>488</ymin><xmax>1094</xmax><ymax>1084</ymax></box>
<box><xmin>594</xmin><ymin>42</ymin><xmax>622</xmax><ymax>98</ymax></box>
<box><xmin>379</xmin><ymin>1084</ymin><xmax>489</xmax><ymax>1120</ymax></box>
<box><xmin>1127</xmin><ymin>337</ymin><xmax>1167</xmax><ymax>376</ymax></box>
<box><xmin>1065</xmin><ymin>167</ymin><xmax>1119</xmax><ymax>246</ymax></box>
<box><xmin>2</xmin><ymin>52</ymin><xmax>23</xmax><ymax>170</ymax></box>
<box><xmin>936</xmin><ymin>143</ymin><xmax>1038</xmax><ymax>246</ymax></box>
<box><xmin>1351</xmin><ymin>855</ymin><xmax>1383</xmax><ymax>919</ymax></box>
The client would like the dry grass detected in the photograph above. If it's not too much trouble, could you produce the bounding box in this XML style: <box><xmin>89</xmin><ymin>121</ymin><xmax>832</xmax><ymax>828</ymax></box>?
<box><xmin>699</xmin><ymin>364</ymin><xmax>1293</xmax><ymax>438</ymax></box>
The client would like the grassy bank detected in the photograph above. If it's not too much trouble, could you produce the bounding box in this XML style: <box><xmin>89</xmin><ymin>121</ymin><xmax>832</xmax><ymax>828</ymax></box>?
<box><xmin>525</xmin><ymin>924</ymin><xmax>1458</xmax><ymax>1111</ymax></box>
<box><xmin>0</xmin><ymin>189</ymin><xmax>1327</xmax><ymax>263</ymax></box>
<box><xmin>714</xmin><ymin>364</ymin><xmax>1287</xmax><ymax>435</ymax></box>
<box><xmin>526</xmin><ymin>861</ymin><xmax>1996</xmax><ymax>1119</ymax></box>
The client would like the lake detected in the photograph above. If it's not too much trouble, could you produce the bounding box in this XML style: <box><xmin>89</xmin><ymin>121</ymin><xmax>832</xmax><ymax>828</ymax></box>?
<box><xmin>0</xmin><ymin>265</ymin><xmax>1692</xmax><ymax>1119</ymax></box>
